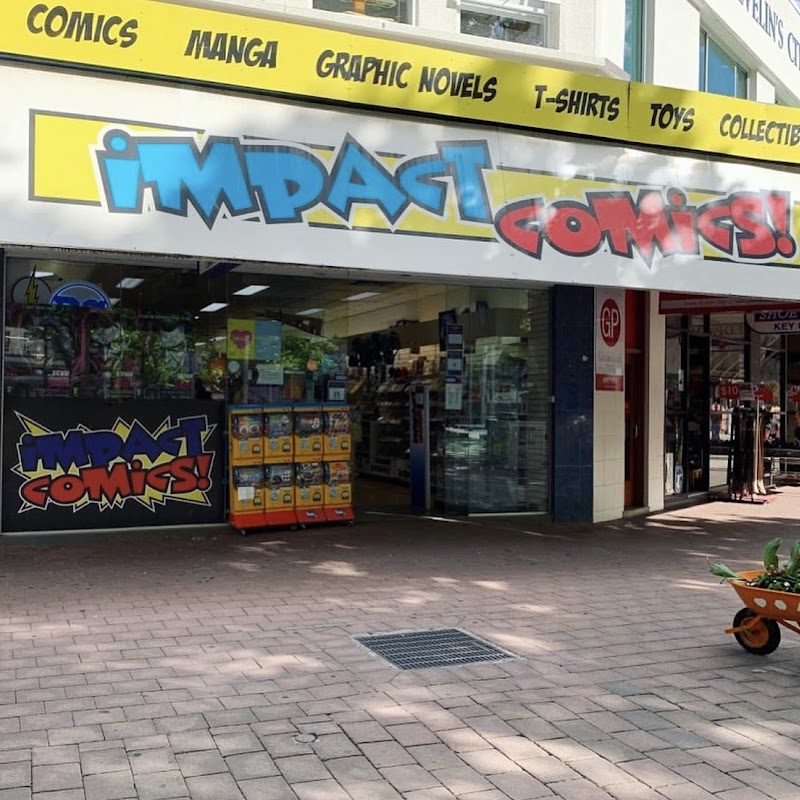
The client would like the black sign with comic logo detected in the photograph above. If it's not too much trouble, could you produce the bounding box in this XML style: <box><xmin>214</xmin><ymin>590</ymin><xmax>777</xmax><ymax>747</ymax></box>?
<box><xmin>2</xmin><ymin>398</ymin><xmax>225</xmax><ymax>532</ymax></box>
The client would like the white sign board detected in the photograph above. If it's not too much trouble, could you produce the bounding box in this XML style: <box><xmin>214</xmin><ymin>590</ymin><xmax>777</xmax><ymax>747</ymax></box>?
<box><xmin>747</xmin><ymin>310</ymin><xmax>800</xmax><ymax>333</ymax></box>
<box><xmin>4</xmin><ymin>65</ymin><xmax>800</xmax><ymax>299</ymax></box>
<box><xmin>595</xmin><ymin>288</ymin><xmax>625</xmax><ymax>392</ymax></box>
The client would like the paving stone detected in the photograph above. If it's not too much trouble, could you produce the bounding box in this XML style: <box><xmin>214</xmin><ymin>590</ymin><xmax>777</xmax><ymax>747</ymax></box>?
<box><xmin>214</xmin><ymin>733</ymin><xmax>263</xmax><ymax>757</ymax></box>
<box><xmin>360</xmin><ymin>742</ymin><xmax>415</xmax><ymax>768</ymax></box>
<box><xmin>0</xmin><ymin>790</ymin><xmax>31</xmax><ymax>800</ymax></box>
<box><xmin>83</xmin><ymin>771</ymin><xmax>136</xmax><ymax>800</ymax></box>
<box><xmin>167</xmin><ymin>732</ymin><xmax>215</xmax><ymax>755</ymax></box>
<box><xmin>0</xmin><ymin>765</ymin><xmax>30</xmax><ymax>792</ymax></box>
<box><xmin>432</xmin><ymin>765</ymin><xmax>493</xmax><ymax>794</ymax></box>
<box><xmin>48</xmin><ymin>727</ymin><xmax>103</xmax><ymax>747</ymax></box>
<box><xmin>460</xmin><ymin>747</ymin><xmax>522</xmax><ymax>775</ymax></box>
<box><xmin>488</xmin><ymin>771</ymin><xmax>552</xmax><ymax>799</ymax></box>
<box><xmin>407</xmin><ymin>744</ymin><xmax>464</xmax><ymax>771</ymax></box>
<box><xmin>184</xmin><ymin>773</ymin><xmax>244</xmax><ymax>800</ymax></box>
<box><xmin>238</xmin><ymin>776</ymin><xmax>297</xmax><ymax>800</ymax></box>
<box><xmin>308</xmin><ymin>734</ymin><xmax>360</xmax><ymax>760</ymax></box>
<box><xmin>728</xmin><ymin>768</ymin><xmax>800</xmax><ymax>799</ymax></box>
<box><xmin>606</xmin><ymin>783</ymin><xmax>668</xmax><ymax>800</ymax></box>
<box><xmin>619</xmin><ymin>759</ymin><xmax>689</xmax><ymax>789</ymax></box>
<box><xmin>571</xmin><ymin>756</ymin><xmax>640</xmax><ymax>787</ymax></box>
<box><xmin>380</xmin><ymin>764</ymin><xmax>442</xmax><ymax>792</ymax></box>
<box><xmin>127</xmin><ymin>750</ymin><xmax>177</xmax><ymax>775</ymax></box>
<box><xmin>291</xmin><ymin>780</ymin><xmax>351</xmax><ymax>800</ymax></box>
<box><xmin>81</xmin><ymin>750</ymin><xmax>129</xmax><ymax>776</ymax></box>
<box><xmin>274</xmin><ymin>755</ymin><xmax>330</xmax><ymax>784</ymax></box>
<box><xmin>175</xmin><ymin>750</ymin><xmax>227</xmax><ymax>778</ymax></box>
<box><xmin>318</xmin><ymin>756</ymin><xmax>377</xmax><ymax>785</ymax></box>
<box><xmin>674</xmin><ymin>764</ymin><xmax>745</xmax><ymax>793</ymax></box>
<box><xmin>29</xmin><ymin>791</ymin><xmax>84</xmax><ymax>800</ymax></box>
<box><xmin>32</xmin><ymin>763</ymin><xmax>81</xmax><ymax>793</ymax></box>
<box><xmin>224</xmin><ymin>753</ymin><xmax>279</xmax><ymax>781</ymax></box>
<box><xmin>655</xmin><ymin>784</ymin><xmax>719</xmax><ymax>800</ymax></box>
<box><xmin>546</xmin><ymin>777</ymin><xmax>616</xmax><ymax>799</ymax></box>
<box><xmin>132</xmin><ymin>769</ymin><xmax>188</xmax><ymax>800</ymax></box>
<box><xmin>343</xmin><ymin>781</ymin><xmax>404</xmax><ymax>800</ymax></box>
<box><xmin>340</xmin><ymin>722</ymin><xmax>392</xmax><ymax>743</ymax></box>
<box><xmin>386</xmin><ymin>724</ymin><xmax>440</xmax><ymax>747</ymax></box>
<box><xmin>32</xmin><ymin>749</ymin><xmax>78</xmax><ymax>768</ymax></box>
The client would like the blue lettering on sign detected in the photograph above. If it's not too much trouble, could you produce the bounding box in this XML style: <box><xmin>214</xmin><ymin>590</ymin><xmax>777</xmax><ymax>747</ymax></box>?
<box><xmin>19</xmin><ymin>416</ymin><xmax>209</xmax><ymax>473</ymax></box>
<box><xmin>95</xmin><ymin>129</ymin><xmax>493</xmax><ymax>229</ymax></box>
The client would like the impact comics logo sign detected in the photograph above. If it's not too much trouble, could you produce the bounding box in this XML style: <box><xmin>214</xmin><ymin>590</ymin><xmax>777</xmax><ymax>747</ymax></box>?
<box><xmin>12</xmin><ymin>413</ymin><xmax>216</xmax><ymax>513</ymax></box>
<box><xmin>30</xmin><ymin>112</ymin><xmax>800</xmax><ymax>269</ymax></box>
<box><xmin>93</xmin><ymin>128</ymin><xmax>797</xmax><ymax>266</ymax></box>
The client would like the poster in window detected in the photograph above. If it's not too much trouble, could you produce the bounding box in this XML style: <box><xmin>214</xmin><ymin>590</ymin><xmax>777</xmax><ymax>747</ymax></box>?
<box><xmin>595</xmin><ymin>288</ymin><xmax>624</xmax><ymax>391</ymax></box>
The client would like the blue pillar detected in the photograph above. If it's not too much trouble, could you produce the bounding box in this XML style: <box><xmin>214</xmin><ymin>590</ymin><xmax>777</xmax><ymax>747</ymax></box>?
<box><xmin>551</xmin><ymin>286</ymin><xmax>594</xmax><ymax>523</ymax></box>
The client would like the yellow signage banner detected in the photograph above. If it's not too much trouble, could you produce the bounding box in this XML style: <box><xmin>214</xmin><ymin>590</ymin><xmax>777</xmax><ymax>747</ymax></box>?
<box><xmin>1</xmin><ymin>0</ymin><xmax>799</xmax><ymax>166</ymax></box>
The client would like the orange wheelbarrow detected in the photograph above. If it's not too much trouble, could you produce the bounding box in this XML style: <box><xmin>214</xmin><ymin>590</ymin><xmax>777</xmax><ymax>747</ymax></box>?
<box><xmin>726</xmin><ymin>569</ymin><xmax>800</xmax><ymax>654</ymax></box>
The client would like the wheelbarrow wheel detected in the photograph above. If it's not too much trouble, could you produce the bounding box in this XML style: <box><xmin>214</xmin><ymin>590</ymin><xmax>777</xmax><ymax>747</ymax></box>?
<box><xmin>732</xmin><ymin>608</ymin><xmax>781</xmax><ymax>655</ymax></box>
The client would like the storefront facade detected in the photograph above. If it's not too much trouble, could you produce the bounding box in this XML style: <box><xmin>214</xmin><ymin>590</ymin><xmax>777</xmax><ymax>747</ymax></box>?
<box><xmin>3</xmin><ymin>0</ymin><xmax>800</xmax><ymax>532</ymax></box>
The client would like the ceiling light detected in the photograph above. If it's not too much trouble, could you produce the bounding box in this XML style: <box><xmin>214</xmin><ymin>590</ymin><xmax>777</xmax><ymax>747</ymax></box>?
<box><xmin>211</xmin><ymin>335</ymin><xmax>227</xmax><ymax>341</ymax></box>
<box><xmin>233</xmin><ymin>285</ymin><xmax>270</xmax><ymax>296</ymax></box>
<box><xmin>343</xmin><ymin>291</ymin><xmax>380</xmax><ymax>302</ymax></box>
<box><xmin>199</xmin><ymin>302</ymin><xmax>228</xmax><ymax>313</ymax></box>
<box><xmin>31</xmin><ymin>271</ymin><xmax>54</xmax><ymax>278</ymax></box>
<box><xmin>298</xmin><ymin>307</ymin><xmax>324</xmax><ymax>316</ymax></box>
<box><xmin>116</xmin><ymin>277</ymin><xmax>144</xmax><ymax>289</ymax></box>
<box><xmin>195</xmin><ymin>342</ymin><xmax>207</xmax><ymax>347</ymax></box>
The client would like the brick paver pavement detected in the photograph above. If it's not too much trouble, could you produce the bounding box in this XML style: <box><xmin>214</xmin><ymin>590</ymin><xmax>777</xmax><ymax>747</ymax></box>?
<box><xmin>1</xmin><ymin>489</ymin><xmax>800</xmax><ymax>799</ymax></box>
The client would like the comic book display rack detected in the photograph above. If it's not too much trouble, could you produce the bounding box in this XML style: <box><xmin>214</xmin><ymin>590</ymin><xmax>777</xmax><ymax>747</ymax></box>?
<box><xmin>228</xmin><ymin>403</ymin><xmax>354</xmax><ymax>533</ymax></box>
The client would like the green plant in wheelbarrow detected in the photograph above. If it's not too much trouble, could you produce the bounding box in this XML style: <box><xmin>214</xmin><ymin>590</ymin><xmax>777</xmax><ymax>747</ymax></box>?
<box><xmin>710</xmin><ymin>537</ymin><xmax>800</xmax><ymax>592</ymax></box>
<box><xmin>710</xmin><ymin>537</ymin><xmax>800</xmax><ymax>655</ymax></box>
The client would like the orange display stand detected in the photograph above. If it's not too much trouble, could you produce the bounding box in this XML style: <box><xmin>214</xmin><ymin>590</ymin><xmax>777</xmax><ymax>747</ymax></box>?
<box><xmin>263</xmin><ymin>462</ymin><xmax>298</xmax><ymax>527</ymax></box>
<box><xmin>295</xmin><ymin>460</ymin><xmax>325</xmax><ymax>525</ymax></box>
<box><xmin>323</xmin><ymin>406</ymin><xmax>351</xmax><ymax>457</ymax></box>
<box><xmin>228</xmin><ymin>406</ymin><xmax>263</xmax><ymax>464</ymax></box>
<box><xmin>228</xmin><ymin>404</ymin><xmax>354</xmax><ymax>533</ymax></box>
<box><xmin>294</xmin><ymin>405</ymin><xmax>323</xmax><ymax>460</ymax></box>
<box><xmin>229</xmin><ymin>464</ymin><xmax>266</xmax><ymax>531</ymax></box>
<box><xmin>323</xmin><ymin>460</ymin><xmax>355</xmax><ymax>522</ymax></box>
<box><xmin>264</xmin><ymin>406</ymin><xmax>293</xmax><ymax>460</ymax></box>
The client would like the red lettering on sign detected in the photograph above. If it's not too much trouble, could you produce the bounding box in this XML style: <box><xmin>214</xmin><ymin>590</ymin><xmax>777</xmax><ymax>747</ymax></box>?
<box><xmin>494</xmin><ymin>188</ymin><xmax>796</xmax><ymax>266</ymax></box>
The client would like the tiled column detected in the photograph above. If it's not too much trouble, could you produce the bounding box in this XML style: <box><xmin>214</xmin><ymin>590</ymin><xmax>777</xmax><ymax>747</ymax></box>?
<box><xmin>551</xmin><ymin>285</ymin><xmax>594</xmax><ymax>522</ymax></box>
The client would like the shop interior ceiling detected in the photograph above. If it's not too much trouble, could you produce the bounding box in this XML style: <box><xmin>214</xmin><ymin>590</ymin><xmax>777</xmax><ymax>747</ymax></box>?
<box><xmin>16</xmin><ymin>257</ymin><xmax>482</xmax><ymax>343</ymax></box>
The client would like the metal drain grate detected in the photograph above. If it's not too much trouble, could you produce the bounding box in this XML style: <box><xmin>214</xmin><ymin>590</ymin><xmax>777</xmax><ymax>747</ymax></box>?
<box><xmin>355</xmin><ymin>627</ymin><xmax>515</xmax><ymax>670</ymax></box>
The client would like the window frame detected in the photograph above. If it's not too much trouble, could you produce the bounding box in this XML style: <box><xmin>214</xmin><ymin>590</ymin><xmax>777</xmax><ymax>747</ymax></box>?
<box><xmin>624</xmin><ymin>0</ymin><xmax>645</xmax><ymax>82</ymax></box>
<box><xmin>459</xmin><ymin>0</ymin><xmax>559</xmax><ymax>49</ymax></box>
<box><xmin>311</xmin><ymin>0</ymin><xmax>413</xmax><ymax>25</ymax></box>
<box><xmin>699</xmin><ymin>29</ymin><xmax>749</xmax><ymax>99</ymax></box>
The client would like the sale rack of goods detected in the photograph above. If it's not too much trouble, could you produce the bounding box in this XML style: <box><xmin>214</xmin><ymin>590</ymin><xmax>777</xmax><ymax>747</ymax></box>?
<box><xmin>227</xmin><ymin>403</ymin><xmax>354</xmax><ymax>532</ymax></box>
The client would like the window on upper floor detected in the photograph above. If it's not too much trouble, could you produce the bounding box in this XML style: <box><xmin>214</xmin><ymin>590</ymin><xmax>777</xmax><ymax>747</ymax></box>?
<box><xmin>460</xmin><ymin>0</ymin><xmax>559</xmax><ymax>49</ymax></box>
<box><xmin>699</xmin><ymin>30</ymin><xmax>748</xmax><ymax>98</ymax></box>
<box><xmin>312</xmin><ymin>0</ymin><xmax>411</xmax><ymax>24</ymax></box>
<box><xmin>624</xmin><ymin>0</ymin><xmax>644</xmax><ymax>81</ymax></box>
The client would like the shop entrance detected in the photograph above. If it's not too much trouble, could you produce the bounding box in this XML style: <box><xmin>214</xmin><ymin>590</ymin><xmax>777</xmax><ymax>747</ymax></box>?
<box><xmin>624</xmin><ymin>291</ymin><xmax>646</xmax><ymax>508</ymax></box>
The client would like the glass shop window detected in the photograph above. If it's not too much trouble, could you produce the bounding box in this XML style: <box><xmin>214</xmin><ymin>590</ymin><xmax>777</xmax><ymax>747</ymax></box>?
<box><xmin>312</xmin><ymin>0</ymin><xmax>410</xmax><ymax>23</ymax></box>
<box><xmin>460</xmin><ymin>0</ymin><xmax>558</xmax><ymax>48</ymax></box>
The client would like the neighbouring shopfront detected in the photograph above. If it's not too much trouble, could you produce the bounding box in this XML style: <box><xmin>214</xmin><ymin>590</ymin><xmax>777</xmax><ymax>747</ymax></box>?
<box><xmin>4</xmin><ymin>0</ymin><xmax>800</xmax><ymax>532</ymax></box>
<box><xmin>662</xmin><ymin>295</ymin><xmax>800</xmax><ymax>500</ymax></box>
